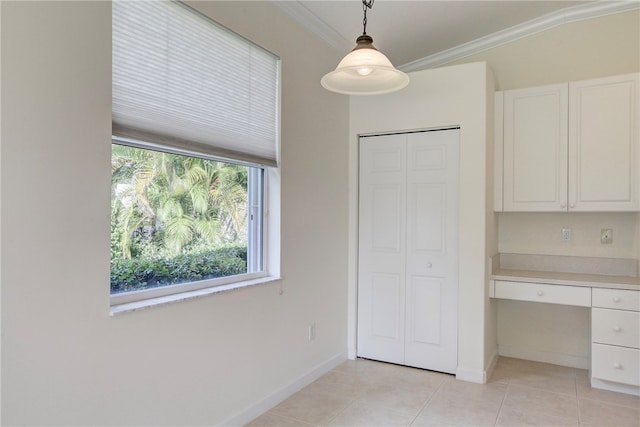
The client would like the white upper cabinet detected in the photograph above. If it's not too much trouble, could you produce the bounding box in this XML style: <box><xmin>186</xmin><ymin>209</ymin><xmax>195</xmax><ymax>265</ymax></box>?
<box><xmin>502</xmin><ymin>83</ymin><xmax>569</xmax><ymax>211</ymax></box>
<box><xmin>569</xmin><ymin>74</ymin><xmax>639</xmax><ymax>211</ymax></box>
<box><xmin>495</xmin><ymin>73</ymin><xmax>639</xmax><ymax>212</ymax></box>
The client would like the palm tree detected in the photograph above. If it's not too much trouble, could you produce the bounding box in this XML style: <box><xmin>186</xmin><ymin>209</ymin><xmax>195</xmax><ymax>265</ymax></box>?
<box><xmin>111</xmin><ymin>144</ymin><xmax>248</xmax><ymax>259</ymax></box>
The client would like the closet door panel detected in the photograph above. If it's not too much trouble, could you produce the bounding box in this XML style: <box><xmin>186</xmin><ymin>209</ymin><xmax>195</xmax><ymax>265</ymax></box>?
<box><xmin>357</xmin><ymin>134</ymin><xmax>407</xmax><ymax>363</ymax></box>
<box><xmin>405</xmin><ymin>129</ymin><xmax>459</xmax><ymax>373</ymax></box>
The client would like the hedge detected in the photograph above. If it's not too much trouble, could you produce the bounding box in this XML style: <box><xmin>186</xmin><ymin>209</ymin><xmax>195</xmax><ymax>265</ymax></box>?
<box><xmin>111</xmin><ymin>245</ymin><xmax>247</xmax><ymax>294</ymax></box>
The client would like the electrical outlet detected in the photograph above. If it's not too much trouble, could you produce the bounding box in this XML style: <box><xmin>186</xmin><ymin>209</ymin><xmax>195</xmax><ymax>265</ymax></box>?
<box><xmin>601</xmin><ymin>228</ymin><xmax>613</xmax><ymax>244</ymax></box>
<box><xmin>562</xmin><ymin>228</ymin><xmax>571</xmax><ymax>242</ymax></box>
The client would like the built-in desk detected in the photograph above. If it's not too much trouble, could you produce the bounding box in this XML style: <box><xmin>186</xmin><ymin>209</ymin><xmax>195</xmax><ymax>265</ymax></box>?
<box><xmin>489</xmin><ymin>253</ymin><xmax>640</xmax><ymax>396</ymax></box>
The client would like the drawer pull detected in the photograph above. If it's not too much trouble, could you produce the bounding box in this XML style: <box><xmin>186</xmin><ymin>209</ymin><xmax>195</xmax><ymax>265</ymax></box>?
<box><xmin>613</xmin><ymin>362</ymin><xmax>623</xmax><ymax>370</ymax></box>
<box><xmin>612</xmin><ymin>297</ymin><xmax>621</xmax><ymax>303</ymax></box>
<box><xmin>612</xmin><ymin>326</ymin><xmax>622</xmax><ymax>332</ymax></box>
<box><xmin>537</xmin><ymin>290</ymin><xmax>544</xmax><ymax>296</ymax></box>
<box><xmin>426</xmin><ymin>262</ymin><xmax>432</xmax><ymax>268</ymax></box>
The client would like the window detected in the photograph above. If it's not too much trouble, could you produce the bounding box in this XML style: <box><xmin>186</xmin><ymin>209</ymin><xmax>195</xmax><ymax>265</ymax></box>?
<box><xmin>111</xmin><ymin>1</ymin><xmax>280</xmax><ymax>308</ymax></box>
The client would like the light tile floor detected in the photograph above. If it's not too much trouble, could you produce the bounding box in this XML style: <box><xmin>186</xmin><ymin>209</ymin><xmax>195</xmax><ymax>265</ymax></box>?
<box><xmin>246</xmin><ymin>357</ymin><xmax>640</xmax><ymax>426</ymax></box>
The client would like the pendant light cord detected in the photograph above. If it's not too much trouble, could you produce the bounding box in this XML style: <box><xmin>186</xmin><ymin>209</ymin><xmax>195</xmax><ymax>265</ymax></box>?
<box><xmin>362</xmin><ymin>0</ymin><xmax>374</xmax><ymax>35</ymax></box>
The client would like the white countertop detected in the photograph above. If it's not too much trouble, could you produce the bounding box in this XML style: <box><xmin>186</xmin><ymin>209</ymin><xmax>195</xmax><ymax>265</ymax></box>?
<box><xmin>490</xmin><ymin>253</ymin><xmax>640</xmax><ymax>291</ymax></box>
<box><xmin>491</xmin><ymin>268</ymin><xmax>640</xmax><ymax>291</ymax></box>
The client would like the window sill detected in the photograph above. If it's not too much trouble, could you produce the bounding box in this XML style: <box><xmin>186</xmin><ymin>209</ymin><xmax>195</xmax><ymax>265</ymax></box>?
<box><xmin>110</xmin><ymin>275</ymin><xmax>282</xmax><ymax>316</ymax></box>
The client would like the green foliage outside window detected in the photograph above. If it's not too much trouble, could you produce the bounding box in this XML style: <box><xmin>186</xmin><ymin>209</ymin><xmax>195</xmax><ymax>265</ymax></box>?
<box><xmin>110</xmin><ymin>144</ymin><xmax>249</xmax><ymax>294</ymax></box>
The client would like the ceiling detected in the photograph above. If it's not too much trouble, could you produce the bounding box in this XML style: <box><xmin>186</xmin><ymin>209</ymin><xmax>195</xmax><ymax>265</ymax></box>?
<box><xmin>273</xmin><ymin>1</ymin><xmax>637</xmax><ymax>70</ymax></box>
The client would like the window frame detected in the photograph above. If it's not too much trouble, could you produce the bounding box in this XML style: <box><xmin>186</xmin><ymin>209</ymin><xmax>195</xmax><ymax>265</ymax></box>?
<box><xmin>109</xmin><ymin>140</ymin><xmax>280</xmax><ymax>312</ymax></box>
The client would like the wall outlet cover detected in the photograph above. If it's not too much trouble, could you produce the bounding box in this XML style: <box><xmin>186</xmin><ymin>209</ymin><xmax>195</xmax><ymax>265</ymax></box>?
<box><xmin>600</xmin><ymin>228</ymin><xmax>613</xmax><ymax>244</ymax></box>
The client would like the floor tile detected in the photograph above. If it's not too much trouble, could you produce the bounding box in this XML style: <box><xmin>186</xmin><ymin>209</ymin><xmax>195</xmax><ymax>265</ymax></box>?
<box><xmin>269</xmin><ymin>388</ymin><xmax>353</xmax><ymax>425</ymax></box>
<box><xmin>307</xmin><ymin>371</ymin><xmax>377</xmax><ymax>399</ymax></box>
<box><xmin>245</xmin><ymin>357</ymin><xmax>640</xmax><ymax>427</ymax></box>
<box><xmin>502</xmin><ymin>384</ymin><xmax>579</xmax><ymax>420</ymax></box>
<box><xmin>412</xmin><ymin>400</ymin><xmax>500</xmax><ymax>427</ymax></box>
<box><xmin>326</xmin><ymin>400</ymin><xmax>414</xmax><ymax>427</ymax></box>
<box><xmin>578</xmin><ymin>397</ymin><xmax>640</xmax><ymax>427</ymax></box>
<box><xmin>576</xmin><ymin>380</ymin><xmax>640</xmax><ymax>409</ymax></box>
<box><xmin>435</xmin><ymin>378</ymin><xmax>508</xmax><ymax>403</ymax></box>
<box><xmin>497</xmin><ymin>357</ymin><xmax>577</xmax><ymax>379</ymax></box>
<box><xmin>370</xmin><ymin>362</ymin><xmax>452</xmax><ymax>393</ymax></box>
<box><xmin>245</xmin><ymin>411</ymin><xmax>316</xmax><ymax>427</ymax></box>
<box><xmin>412</xmin><ymin>380</ymin><xmax>506</xmax><ymax>427</ymax></box>
<box><xmin>495</xmin><ymin>405</ymin><xmax>578</xmax><ymax>427</ymax></box>
<box><xmin>488</xmin><ymin>364</ymin><xmax>513</xmax><ymax>384</ymax></box>
<box><xmin>355</xmin><ymin>382</ymin><xmax>436</xmax><ymax>417</ymax></box>
<box><xmin>509</xmin><ymin>371</ymin><xmax>577</xmax><ymax>395</ymax></box>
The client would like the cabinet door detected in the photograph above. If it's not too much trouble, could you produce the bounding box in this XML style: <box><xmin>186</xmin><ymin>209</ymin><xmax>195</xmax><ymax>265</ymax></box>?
<box><xmin>503</xmin><ymin>84</ymin><xmax>569</xmax><ymax>211</ymax></box>
<box><xmin>569</xmin><ymin>73</ymin><xmax>639</xmax><ymax>211</ymax></box>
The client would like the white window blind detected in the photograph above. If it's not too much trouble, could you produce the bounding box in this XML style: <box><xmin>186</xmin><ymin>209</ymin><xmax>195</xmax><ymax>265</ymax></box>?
<box><xmin>112</xmin><ymin>1</ymin><xmax>280</xmax><ymax>167</ymax></box>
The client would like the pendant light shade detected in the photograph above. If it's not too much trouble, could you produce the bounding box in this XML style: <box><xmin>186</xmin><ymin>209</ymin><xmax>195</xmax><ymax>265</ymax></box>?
<box><xmin>321</xmin><ymin>35</ymin><xmax>409</xmax><ymax>95</ymax></box>
<box><xmin>321</xmin><ymin>1</ymin><xmax>409</xmax><ymax>96</ymax></box>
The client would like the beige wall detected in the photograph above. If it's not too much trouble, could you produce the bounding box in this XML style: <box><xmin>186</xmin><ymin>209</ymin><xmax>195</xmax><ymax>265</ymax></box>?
<box><xmin>453</xmin><ymin>9</ymin><xmax>640</xmax><ymax>367</ymax></box>
<box><xmin>453</xmin><ymin>10</ymin><xmax>640</xmax><ymax>91</ymax></box>
<box><xmin>1</xmin><ymin>2</ymin><xmax>349</xmax><ymax>425</ymax></box>
<box><xmin>349</xmin><ymin>62</ymin><xmax>496</xmax><ymax>382</ymax></box>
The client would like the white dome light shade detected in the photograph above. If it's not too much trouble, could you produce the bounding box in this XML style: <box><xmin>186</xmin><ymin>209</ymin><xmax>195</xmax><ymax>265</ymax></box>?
<box><xmin>321</xmin><ymin>35</ymin><xmax>409</xmax><ymax>96</ymax></box>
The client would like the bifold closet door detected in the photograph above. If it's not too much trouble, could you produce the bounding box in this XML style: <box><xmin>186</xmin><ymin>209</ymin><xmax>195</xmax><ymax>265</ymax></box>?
<box><xmin>357</xmin><ymin>129</ymin><xmax>459</xmax><ymax>374</ymax></box>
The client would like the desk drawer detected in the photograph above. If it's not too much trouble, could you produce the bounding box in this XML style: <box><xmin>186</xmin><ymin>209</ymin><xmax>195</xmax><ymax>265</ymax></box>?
<box><xmin>592</xmin><ymin>308</ymin><xmax>640</xmax><ymax>349</ymax></box>
<box><xmin>592</xmin><ymin>343</ymin><xmax>640</xmax><ymax>386</ymax></box>
<box><xmin>493</xmin><ymin>280</ymin><xmax>591</xmax><ymax>306</ymax></box>
<box><xmin>592</xmin><ymin>288</ymin><xmax>640</xmax><ymax>311</ymax></box>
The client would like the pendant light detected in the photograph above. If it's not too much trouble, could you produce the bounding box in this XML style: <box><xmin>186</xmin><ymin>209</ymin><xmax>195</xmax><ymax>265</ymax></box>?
<box><xmin>321</xmin><ymin>0</ymin><xmax>409</xmax><ymax>96</ymax></box>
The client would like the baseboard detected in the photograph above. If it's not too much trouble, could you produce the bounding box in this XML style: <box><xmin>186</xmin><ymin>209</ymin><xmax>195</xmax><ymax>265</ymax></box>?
<box><xmin>219</xmin><ymin>351</ymin><xmax>347</xmax><ymax>427</ymax></box>
<box><xmin>591</xmin><ymin>378</ymin><xmax>640</xmax><ymax>396</ymax></box>
<box><xmin>485</xmin><ymin>348</ymin><xmax>499</xmax><ymax>382</ymax></box>
<box><xmin>456</xmin><ymin>366</ymin><xmax>486</xmax><ymax>384</ymax></box>
<box><xmin>498</xmin><ymin>345</ymin><xmax>588</xmax><ymax>369</ymax></box>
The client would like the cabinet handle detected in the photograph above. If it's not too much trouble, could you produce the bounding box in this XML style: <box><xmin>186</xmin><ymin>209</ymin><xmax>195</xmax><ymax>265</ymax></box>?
<box><xmin>569</xmin><ymin>204</ymin><xmax>575</xmax><ymax>209</ymax></box>
<box><xmin>612</xmin><ymin>297</ymin><xmax>621</xmax><ymax>303</ymax></box>
<box><xmin>537</xmin><ymin>290</ymin><xmax>544</xmax><ymax>296</ymax></box>
<box><xmin>613</xmin><ymin>362</ymin><xmax>622</xmax><ymax>370</ymax></box>
<box><xmin>560</xmin><ymin>203</ymin><xmax>567</xmax><ymax>208</ymax></box>
<box><xmin>613</xmin><ymin>326</ymin><xmax>622</xmax><ymax>332</ymax></box>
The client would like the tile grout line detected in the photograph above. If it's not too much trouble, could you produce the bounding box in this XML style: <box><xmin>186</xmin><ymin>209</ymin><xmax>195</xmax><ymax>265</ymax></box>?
<box><xmin>407</xmin><ymin>375</ymin><xmax>449</xmax><ymax>426</ymax></box>
<box><xmin>574</xmin><ymin>375</ymin><xmax>583</xmax><ymax>426</ymax></box>
<box><xmin>492</xmin><ymin>377</ymin><xmax>512</xmax><ymax>427</ymax></box>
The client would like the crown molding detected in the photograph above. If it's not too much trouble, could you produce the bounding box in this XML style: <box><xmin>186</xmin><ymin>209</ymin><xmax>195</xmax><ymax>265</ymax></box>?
<box><xmin>271</xmin><ymin>1</ymin><xmax>353</xmax><ymax>53</ymax></box>
<box><xmin>272</xmin><ymin>1</ymin><xmax>639</xmax><ymax>72</ymax></box>
<box><xmin>399</xmin><ymin>1</ymin><xmax>640</xmax><ymax>72</ymax></box>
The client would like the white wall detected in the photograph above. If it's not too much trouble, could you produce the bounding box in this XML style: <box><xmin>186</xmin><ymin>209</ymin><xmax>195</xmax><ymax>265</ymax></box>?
<box><xmin>349</xmin><ymin>62</ymin><xmax>496</xmax><ymax>382</ymax></box>
<box><xmin>1</xmin><ymin>2</ymin><xmax>349</xmax><ymax>425</ymax></box>
<box><xmin>453</xmin><ymin>10</ymin><xmax>640</xmax><ymax>367</ymax></box>
<box><xmin>452</xmin><ymin>10</ymin><xmax>640</xmax><ymax>91</ymax></box>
